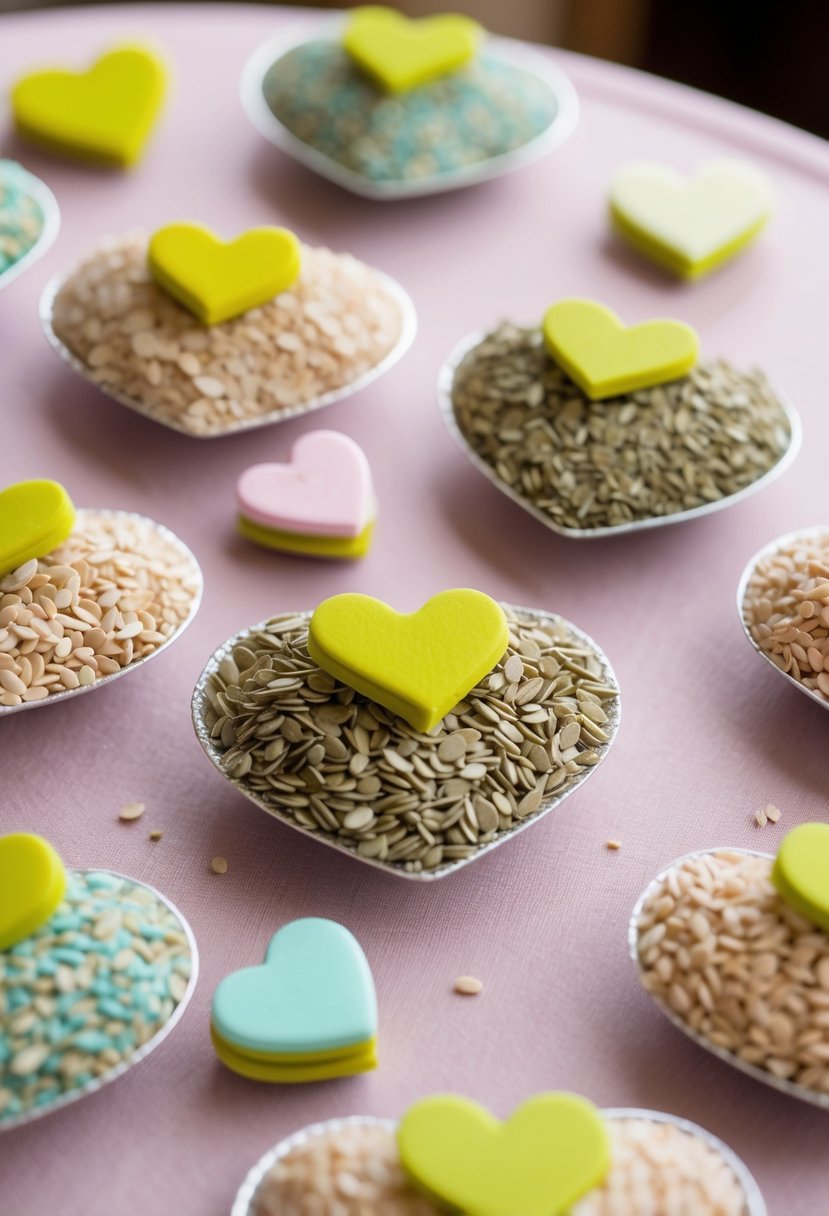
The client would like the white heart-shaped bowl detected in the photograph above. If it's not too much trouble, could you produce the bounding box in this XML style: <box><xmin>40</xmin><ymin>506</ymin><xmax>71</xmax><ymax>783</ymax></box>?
<box><xmin>39</xmin><ymin>260</ymin><xmax>416</xmax><ymax>439</ymax></box>
<box><xmin>630</xmin><ymin>847</ymin><xmax>829</xmax><ymax>1112</ymax></box>
<box><xmin>0</xmin><ymin>867</ymin><xmax>198</xmax><ymax>1131</ymax></box>
<box><xmin>439</xmin><ymin>330</ymin><xmax>802</xmax><ymax>540</ymax></box>
<box><xmin>0</xmin><ymin>508</ymin><xmax>203</xmax><ymax>717</ymax></box>
<box><xmin>0</xmin><ymin>161</ymin><xmax>60</xmax><ymax>292</ymax></box>
<box><xmin>191</xmin><ymin>602</ymin><xmax>620</xmax><ymax>882</ymax></box>
<box><xmin>240</xmin><ymin>23</ymin><xmax>579</xmax><ymax>201</ymax></box>
<box><xmin>232</xmin><ymin>1110</ymin><xmax>765</xmax><ymax>1216</ymax></box>
<box><xmin>737</xmin><ymin>526</ymin><xmax>829</xmax><ymax>713</ymax></box>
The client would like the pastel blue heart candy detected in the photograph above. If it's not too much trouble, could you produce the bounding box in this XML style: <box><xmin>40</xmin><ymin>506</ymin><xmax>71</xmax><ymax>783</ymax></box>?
<box><xmin>211</xmin><ymin>918</ymin><xmax>377</xmax><ymax>1054</ymax></box>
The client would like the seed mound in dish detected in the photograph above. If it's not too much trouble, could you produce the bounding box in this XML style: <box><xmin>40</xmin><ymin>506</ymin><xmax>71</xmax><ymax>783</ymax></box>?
<box><xmin>742</xmin><ymin>530</ymin><xmax>829</xmax><ymax>701</ymax></box>
<box><xmin>262</xmin><ymin>41</ymin><xmax>557</xmax><ymax>184</ymax></box>
<box><xmin>0</xmin><ymin>870</ymin><xmax>193</xmax><ymax>1125</ymax></box>
<box><xmin>451</xmin><ymin>323</ymin><xmax>791</xmax><ymax>531</ymax></box>
<box><xmin>50</xmin><ymin>234</ymin><xmax>405</xmax><ymax>436</ymax></box>
<box><xmin>0</xmin><ymin>509</ymin><xmax>200</xmax><ymax>708</ymax></box>
<box><xmin>200</xmin><ymin>607</ymin><xmax>618</xmax><ymax>875</ymax></box>
<box><xmin>637</xmin><ymin>850</ymin><xmax>829</xmax><ymax>1098</ymax></box>
<box><xmin>0</xmin><ymin>159</ymin><xmax>44</xmax><ymax>275</ymax></box>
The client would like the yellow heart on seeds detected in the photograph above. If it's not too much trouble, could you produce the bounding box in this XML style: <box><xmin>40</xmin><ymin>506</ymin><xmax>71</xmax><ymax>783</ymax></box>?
<box><xmin>610</xmin><ymin>160</ymin><xmax>772</xmax><ymax>279</ymax></box>
<box><xmin>343</xmin><ymin>6</ymin><xmax>481</xmax><ymax>94</ymax></box>
<box><xmin>543</xmin><ymin>298</ymin><xmax>699</xmax><ymax>400</ymax></box>
<box><xmin>398</xmin><ymin>1093</ymin><xmax>611</xmax><ymax>1216</ymax></box>
<box><xmin>147</xmin><ymin>223</ymin><xmax>302</xmax><ymax>326</ymax></box>
<box><xmin>772</xmin><ymin>824</ymin><xmax>829</xmax><ymax>934</ymax></box>
<box><xmin>0</xmin><ymin>479</ymin><xmax>75</xmax><ymax>578</ymax></box>
<box><xmin>307</xmin><ymin>590</ymin><xmax>509</xmax><ymax>733</ymax></box>
<box><xmin>0</xmin><ymin>834</ymin><xmax>66</xmax><ymax>952</ymax></box>
<box><xmin>11</xmin><ymin>46</ymin><xmax>166</xmax><ymax>168</ymax></box>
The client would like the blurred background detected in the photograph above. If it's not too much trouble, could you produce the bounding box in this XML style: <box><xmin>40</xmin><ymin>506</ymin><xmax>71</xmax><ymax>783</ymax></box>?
<box><xmin>2</xmin><ymin>0</ymin><xmax>828</xmax><ymax>139</ymax></box>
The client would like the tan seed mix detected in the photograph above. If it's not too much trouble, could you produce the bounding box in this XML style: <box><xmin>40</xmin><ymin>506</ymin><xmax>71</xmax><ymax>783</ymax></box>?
<box><xmin>0</xmin><ymin>511</ymin><xmax>200</xmax><ymax>707</ymax></box>
<box><xmin>743</xmin><ymin>531</ymin><xmax>829</xmax><ymax>700</ymax></box>
<box><xmin>252</xmin><ymin>1125</ymin><xmax>441</xmax><ymax>1216</ymax></box>
<box><xmin>451</xmin><ymin>324</ymin><xmax>790</xmax><ymax>531</ymax></box>
<box><xmin>51</xmin><ymin>234</ymin><xmax>405</xmax><ymax>437</ymax></box>
<box><xmin>210</xmin><ymin>856</ymin><xmax>228</xmax><ymax>875</ymax></box>
<box><xmin>202</xmin><ymin>609</ymin><xmax>618</xmax><ymax>874</ymax></box>
<box><xmin>571</xmin><ymin>1119</ymin><xmax>749</xmax><ymax>1216</ymax></box>
<box><xmin>118</xmin><ymin>802</ymin><xmax>145</xmax><ymax>822</ymax></box>
<box><xmin>454</xmin><ymin>975</ymin><xmax>483</xmax><ymax>995</ymax></box>
<box><xmin>637</xmin><ymin>850</ymin><xmax>829</xmax><ymax>1096</ymax></box>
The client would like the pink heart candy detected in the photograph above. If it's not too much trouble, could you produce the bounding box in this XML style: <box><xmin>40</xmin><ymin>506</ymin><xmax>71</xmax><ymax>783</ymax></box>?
<box><xmin>236</xmin><ymin>431</ymin><xmax>374</xmax><ymax>539</ymax></box>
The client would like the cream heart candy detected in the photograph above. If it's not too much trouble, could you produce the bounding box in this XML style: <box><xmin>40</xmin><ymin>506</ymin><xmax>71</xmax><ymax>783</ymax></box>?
<box><xmin>610</xmin><ymin>160</ymin><xmax>772</xmax><ymax>279</ymax></box>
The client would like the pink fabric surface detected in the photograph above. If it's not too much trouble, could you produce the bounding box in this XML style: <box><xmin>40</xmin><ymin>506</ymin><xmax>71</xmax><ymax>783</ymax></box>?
<box><xmin>0</xmin><ymin>7</ymin><xmax>827</xmax><ymax>1214</ymax></box>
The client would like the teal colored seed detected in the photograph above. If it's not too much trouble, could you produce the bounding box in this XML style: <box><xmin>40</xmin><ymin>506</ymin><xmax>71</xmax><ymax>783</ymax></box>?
<box><xmin>98</xmin><ymin>999</ymin><xmax>128</xmax><ymax>1021</ymax></box>
<box><xmin>7</xmin><ymin>989</ymin><xmax>29</xmax><ymax>1011</ymax></box>
<box><xmin>37</xmin><ymin>957</ymin><xmax>58</xmax><ymax>977</ymax></box>
<box><xmin>49</xmin><ymin>914</ymin><xmax>84</xmax><ymax>932</ymax></box>
<box><xmin>73</xmin><ymin>1030</ymin><xmax>111</xmax><ymax>1053</ymax></box>
<box><xmin>51</xmin><ymin>948</ymin><xmax>87</xmax><ymax>967</ymax></box>
<box><xmin>114</xmin><ymin>1029</ymin><xmax>136</xmax><ymax>1052</ymax></box>
<box><xmin>34</xmin><ymin>1087</ymin><xmax>61</xmax><ymax>1107</ymax></box>
<box><xmin>9</xmin><ymin>941</ymin><xmax>35</xmax><ymax>958</ymax></box>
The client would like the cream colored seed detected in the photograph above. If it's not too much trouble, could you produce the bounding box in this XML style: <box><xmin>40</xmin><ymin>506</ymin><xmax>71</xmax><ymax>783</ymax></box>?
<box><xmin>118</xmin><ymin>802</ymin><xmax>146</xmax><ymax>822</ymax></box>
<box><xmin>210</xmin><ymin>856</ymin><xmax>228</xmax><ymax>874</ymax></box>
<box><xmin>51</xmin><ymin>236</ymin><xmax>405</xmax><ymax>438</ymax></box>
<box><xmin>454</xmin><ymin>975</ymin><xmax>484</xmax><ymax>995</ymax></box>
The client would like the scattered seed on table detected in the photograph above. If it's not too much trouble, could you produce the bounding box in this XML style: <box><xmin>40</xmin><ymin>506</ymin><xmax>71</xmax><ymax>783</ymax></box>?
<box><xmin>451</xmin><ymin>324</ymin><xmax>791</xmax><ymax>532</ymax></box>
<box><xmin>766</xmin><ymin>804</ymin><xmax>781</xmax><ymax>823</ymax></box>
<box><xmin>210</xmin><ymin>856</ymin><xmax>228</xmax><ymax>875</ymax></box>
<box><xmin>201</xmin><ymin>608</ymin><xmax>618</xmax><ymax>875</ymax></box>
<box><xmin>454</xmin><ymin>975</ymin><xmax>484</xmax><ymax>996</ymax></box>
<box><xmin>754</xmin><ymin>806</ymin><xmax>768</xmax><ymax>828</ymax></box>
<box><xmin>149</xmin><ymin>830</ymin><xmax>163</xmax><ymax>841</ymax></box>
<box><xmin>606</xmin><ymin>839</ymin><xmax>621</xmax><ymax>851</ymax></box>
<box><xmin>118</xmin><ymin>802</ymin><xmax>145</xmax><ymax>822</ymax></box>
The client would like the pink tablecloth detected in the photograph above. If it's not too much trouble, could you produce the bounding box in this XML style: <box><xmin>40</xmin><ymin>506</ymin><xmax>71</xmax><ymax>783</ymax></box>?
<box><xmin>1</xmin><ymin>8</ymin><xmax>827</xmax><ymax>1214</ymax></box>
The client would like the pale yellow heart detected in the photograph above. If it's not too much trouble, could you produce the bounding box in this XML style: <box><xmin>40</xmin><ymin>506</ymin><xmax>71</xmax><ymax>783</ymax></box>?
<box><xmin>307</xmin><ymin>590</ymin><xmax>508</xmax><ymax>733</ymax></box>
<box><xmin>11</xmin><ymin>46</ymin><xmax>166</xmax><ymax>168</ymax></box>
<box><xmin>343</xmin><ymin>6</ymin><xmax>481</xmax><ymax>94</ymax></box>
<box><xmin>543</xmin><ymin>298</ymin><xmax>699</xmax><ymax>400</ymax></box>
<box><xmin>610</xmin><ymin>160</ymin><xmax>772</xmax><ymax>279</ymax></box>
<box><xmin>147</xmin><ymin>223</ymin><xmax>302</xmax><ymax>326</ymax></box>
<box><xmin>398</xmin><ymin>1093</ymin><xmax>611</xmax><ymax>1216</ymax></box>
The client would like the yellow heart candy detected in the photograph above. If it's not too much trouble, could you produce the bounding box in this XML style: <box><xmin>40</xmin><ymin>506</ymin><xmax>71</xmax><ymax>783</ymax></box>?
<box><xmin>0</xmin><ymin>834</ymin><xmax>66</xmax><ymax>952</ymax></box>
<box><xmin>307</xmin><ymin>590</ymin><xmax>508</xmax><ymax>733</ymax></box>
<box><xmin>0</xmin><ymin>479</ymin><xmax>75</xmax><ymax>578</ymax></box>
<box><xmin>543</xmin><ymin>298</ymin><xmax>699</xmax><ymax>400</ymax></box>
<box><xmin>772</xmin><ymin>824</ymin><xmax>829</xmax><ymax>933</ymax></box>
<box><xmin>148</xmin><ymin>223</ymin><xmax>302</xmax><ymax>327</ymax></box>
<box><xmin>11</xmin><ymin>46</ymin><xmax>166</xmax><ymax>168</ymax></box>
<box><xmin>610</xmin><ymin>160</ymin><xmax>772</xmax><ymax>279</ymax></box>
<box><xmin>398</xmin><ymin>1093</ymin><xmax>611</xmax><ymax>1216</ymax></box>
<box><xmin>343</xmin><ymin>6</ymin><xmax>481</xmax><ymax>94</ymax></box>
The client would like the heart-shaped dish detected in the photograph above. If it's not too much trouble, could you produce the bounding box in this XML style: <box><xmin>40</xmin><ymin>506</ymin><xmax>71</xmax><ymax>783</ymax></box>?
<box><xmin>0</xmin><ymin>866</ymin><xmax>197</xmax><ymax>1131</ymax></box>
<box><xmin>0</xmin><ymin>508</ymin><xmax>202</xmax><ymax>717</ymax></box>
<box><xmin>191</xmin><ymin>603</ymin><xmax>620</xmax><ymax>882</ymax></box>
<box><xmin>39</xmin><ymin>238</ymin><xmax>416</xmax><ymax>438</ymax></box>
<box><xmin>232</xmin><ymin>1110</ymin><xmax>765</xmax><ymax>1216</ymax></box>
<box><xmin>439</xmin><ymin>329</ymin><xmax>801</xmax><ymax>540</ymax></box>
<box><xmin>630</xmin><ymin>846</ymin><xmax>829</xmax><ymax>1112</ymax></box>
<box><xmin>737</xmin><ymin>526</ymin><xmax>829</xmax><ymax>714</ymax></box>
<box><xmin>240</xmin><ymin>22</ymin><xmax>579</xmax><ymax>201</ymax></box>
<box><xmin>0</xmin><ymin>160</ymin><xmax>60</xmax><ymax>292</ymax></box>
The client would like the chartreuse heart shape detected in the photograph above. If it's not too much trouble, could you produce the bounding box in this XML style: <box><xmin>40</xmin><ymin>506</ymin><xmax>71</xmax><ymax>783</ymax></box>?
<box><xmin>307</xmin><ymin>590</ymin><xmax>509</xmax><ymax>733</ymax></box>
<box><xmin>148</xmin><ymin>223</ymin><xmax>302</xmax><ymax>326</ymax></box>
<box><xmin>610</xmin><ymin>160</ymin><xmax>772</xmax><ymax>279</ymax></box>
<box><xmin>0</xmin><ymin>479</ymin><xmax>75</xmax><ymax>578</ymax></box>
<box><xmin>0</xmin><ymin>834</ymin><xmax>66</xmax><ymax>952</ymax></box>
<box><xmin>211</xmin><ymin>918</ymin><xmax>378</xmax><ymax>1083</ymax></box>
<box><xmin>11</xmin><ymin>46</ymin><xmax>166</xmax><ymax>168</ymax></box>
<box><xmin>543</xmin><ymin>299</ymin><xmax>699</xmax><ymax>401</ymax></box>
<box><xmin>398</xmin><ymin>1093</ymin><xmax>611</xmax><ymax>1216</ymax></box>
<box><xmin>343</xmin><ymin>6</ymin><xmax>482</xmax><ymax>94</ymax></box>
<box><xmin>772</xmin><ymin>824</ymin><xmax>829</xmax><ymax>933</ymax></box>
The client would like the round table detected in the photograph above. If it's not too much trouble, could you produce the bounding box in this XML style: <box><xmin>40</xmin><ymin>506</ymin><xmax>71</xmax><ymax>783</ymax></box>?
<box><xmin>1</xmin><ymin>7</ymin><xmax>826</xmax><ymax>1214</ymax></box>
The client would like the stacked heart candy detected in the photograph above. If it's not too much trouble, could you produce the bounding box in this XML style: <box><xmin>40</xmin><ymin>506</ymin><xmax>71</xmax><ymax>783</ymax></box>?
<box><xmin>244</xmin><ymin>1093</ymin><xmax>760</xmax><ymax>1215</ymax></box>
<box><xmin>448</xmin><ymin>296</ymin><xmax>795</xmax><ymax>535</ymax></box>
<box><xmin>236</xmin><ymin>431</ymin><xmax>377</xmax><ymax>559</ymax></box>
<box><xmin>211</xmin><ymin>918</ymin><xmax>377</xmax><ymax>1082</ymax></box>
